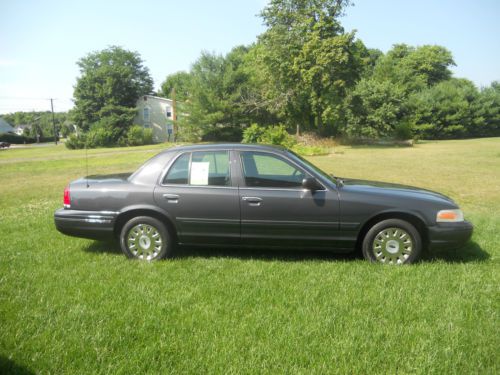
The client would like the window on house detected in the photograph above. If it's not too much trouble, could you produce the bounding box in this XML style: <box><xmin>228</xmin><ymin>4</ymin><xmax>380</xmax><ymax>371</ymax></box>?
<box><xmin>165</xmin><ymin>106</ymin><xmax>172</xmax><ymax>118</ymax></box>
<box><xmin>143</xmin><ymin>107</ymin><xmax>150</xmax><ymax>122</ymax></box>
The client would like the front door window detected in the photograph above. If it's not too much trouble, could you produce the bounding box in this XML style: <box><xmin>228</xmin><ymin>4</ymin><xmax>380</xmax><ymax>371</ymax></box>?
<box><xmin>240</xmin><ymin>151</ymin><xmax>305</xmax><ymax>188</ymax></box>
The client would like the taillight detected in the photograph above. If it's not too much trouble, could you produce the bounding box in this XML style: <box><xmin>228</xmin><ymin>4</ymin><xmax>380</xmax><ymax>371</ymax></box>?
<box><xmin>63</xmin><ymin>185</ymin><xmax>71</xmax><ymax>208</ymax></box>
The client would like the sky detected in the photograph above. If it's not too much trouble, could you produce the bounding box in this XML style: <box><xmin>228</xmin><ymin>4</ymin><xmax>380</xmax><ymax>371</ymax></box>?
<box><xmin>0</xmin><ymin>0</ymin><xmax>499</xmax><ymax>114</ymax></box>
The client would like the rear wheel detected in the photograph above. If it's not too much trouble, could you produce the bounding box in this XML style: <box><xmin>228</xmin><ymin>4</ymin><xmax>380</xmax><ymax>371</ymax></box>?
<box><xmin>120</xmin><ymin>216</ymin><xmax>173</xmax><ymax>260</ymax></box>
<box><xmin>362</xmin><ymin>219</ymin><xmax>422</xmax><ymax>265</ymax></box>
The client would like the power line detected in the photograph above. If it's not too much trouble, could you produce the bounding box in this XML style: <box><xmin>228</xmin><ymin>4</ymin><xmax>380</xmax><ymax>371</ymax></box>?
<box><xmin>0</xmin><ymin>96</ymin><xmax>73</xmax><ymax>102</ymax></box>
<box><xmin>0</xmin><ymin>97</ymin><xmax>74</xmax><ymax>114</ymax></box>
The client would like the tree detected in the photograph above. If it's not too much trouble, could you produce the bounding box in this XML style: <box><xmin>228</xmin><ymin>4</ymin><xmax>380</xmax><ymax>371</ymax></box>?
<box><xmin>256</xmin><ymin>0</ymin><xmax>362</xmax><ymax>134</ymax></box>
<box><xmin>178</xmin><ymin>47</ymin><xmax>256</xmax><ymax>141</ymax></box>
<box><xmin>156</xmin><ymin>3</ymin><xmax>499</xmax><ymax>143</ymax></box>
<box><xmin>3</xmin><ymin>111</ymin><xmax>68</xmax><ymax>138</ymax></box>
<box><xmin>72</xmin><ymin>46</ymin><xmax>153</xmax><ymax>134</ymax></box>
<box><xmin>343</xmin><ymin>44</ymin><xmax>458</xmax><ymax>140</ymax></box>
<box><xmin>373</xmin><ymin>44</ymin><xmax>455</xmax><ymax>92</ymax></box>
<box><xmin>344</xmin><ymin>78</ymin><xmax>408</xmax><ymax>138</ymax></box>
<box><xmin>410</xmin><ymin>78</ymin><xmax>480</xmax><ymax>139</ymax></box>
<box><xmin>293</xmin><ymin>31</ymin><xmax>364</xmax><ymax>133</ymax></box>
<box><xmin>159</xmin><ymin>71</ymin><xmax>192</xmax><ymax>101</ymax></box>
<box><xmin>474</xmin><ymin>82</ymin><xmax>500</xmax><ymax>137</ymax></box>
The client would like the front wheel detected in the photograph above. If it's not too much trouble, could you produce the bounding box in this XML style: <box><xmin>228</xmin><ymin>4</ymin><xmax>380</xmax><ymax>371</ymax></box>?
<box><xmin>120</xmin><ymin>216</ymin><xmax>173</xmax><ymax>260</ymax></box>
<box><xmin>362</xmin><ymin>219</ymin><xmax>422</xmax><ymax>265</ymax></box>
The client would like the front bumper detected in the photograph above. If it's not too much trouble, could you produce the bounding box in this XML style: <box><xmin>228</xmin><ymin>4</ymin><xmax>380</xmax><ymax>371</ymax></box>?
<box><xmin>428</xmin><ymin>220</ymin><xmax>473</xmax><ymax>250</ymax></box>
<box><xmin>54</xmin><ymin>208</ymin><xmax>118</xmax><ymax>240</ymax></box>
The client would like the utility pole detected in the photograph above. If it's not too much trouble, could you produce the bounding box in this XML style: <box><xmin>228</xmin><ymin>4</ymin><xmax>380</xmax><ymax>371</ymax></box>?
<box><xmin>50</xmin><ymin>98</ymin><xmax>57</xmax><ymax>145</ymax></box>
<box><xmin>171</xmin><ymin>87</ymin><xmax>177</xmax><ymax>142</ymax></box>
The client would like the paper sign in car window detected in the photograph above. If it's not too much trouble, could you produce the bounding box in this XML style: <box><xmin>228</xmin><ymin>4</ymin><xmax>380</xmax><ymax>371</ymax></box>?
<box><xmin>190</xmin><ymin>162</ymin><xmax>210</xmax><ymax>185</ymax></box>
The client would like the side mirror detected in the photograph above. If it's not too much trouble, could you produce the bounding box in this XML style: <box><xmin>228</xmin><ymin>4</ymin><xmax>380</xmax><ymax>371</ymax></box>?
<box><xmin>302</xmin><ymin>177</ymin><xmax>322</xmax><ymax>191</ymax></box>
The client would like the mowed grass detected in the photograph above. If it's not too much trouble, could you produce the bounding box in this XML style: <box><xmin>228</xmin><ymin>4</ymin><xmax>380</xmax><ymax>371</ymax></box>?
<box><xmin>0</xmin><ymin>139</ymin><xmax>499</xmax><ymax>374</ymax></box>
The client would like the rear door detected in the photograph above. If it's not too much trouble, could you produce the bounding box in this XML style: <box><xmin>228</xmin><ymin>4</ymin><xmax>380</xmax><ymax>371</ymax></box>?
<box><xmin>154</xmin><ymin>150</ymin><xmax>240</xmax><ymax>245</ymax></box>
<box><xmin>237</xmin><ymin>150</ymin><xmax>340</xmax><ymax>249</ymax></box>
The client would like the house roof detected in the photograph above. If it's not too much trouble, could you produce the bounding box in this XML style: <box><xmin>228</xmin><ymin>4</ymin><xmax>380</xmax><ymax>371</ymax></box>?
<box><xmin>139</xmin><ymin>95</ymin><xmax>173</xmax><ymax>103</ymax></box>
<box><xmin>0</xmin><ymin>118</ymin><xmax>14</xmax><ymax>134</ymax></box>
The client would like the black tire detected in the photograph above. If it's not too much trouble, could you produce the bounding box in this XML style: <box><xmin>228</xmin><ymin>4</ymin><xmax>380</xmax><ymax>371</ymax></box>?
<box><xmin>120</xmin><ymin>216</ymin><xmax>174</xmax><ymax>260</ymax></box>
<box><xmin>362</xmin><ymin>219</ymin><xmax>422</xmax><ymax>265</ymax></box>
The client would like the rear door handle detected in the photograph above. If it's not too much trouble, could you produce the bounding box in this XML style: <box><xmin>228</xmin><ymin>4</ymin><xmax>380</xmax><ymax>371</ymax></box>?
<box><xmin>242</xmin><ymin>196</ymin><xmax>262</xmax><ymax>206</ymax></box>
<box><xmin>163</xmin><ymin>193</ymin><xmax>179</xmax><ymax>203</ymax></box>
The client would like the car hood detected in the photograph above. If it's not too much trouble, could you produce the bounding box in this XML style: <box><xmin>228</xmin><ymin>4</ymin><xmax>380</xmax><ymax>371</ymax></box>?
<box><xmin>339</xmin><ymin>178</ymin><xmax>456</xmax><ymax>205</ymax></box>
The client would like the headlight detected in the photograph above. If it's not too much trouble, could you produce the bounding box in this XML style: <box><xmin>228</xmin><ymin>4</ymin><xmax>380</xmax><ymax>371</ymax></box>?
<box><xmin>436</xmin><ymin>209</ymin><xmax>464</xmax><ymax>223</ymax></box>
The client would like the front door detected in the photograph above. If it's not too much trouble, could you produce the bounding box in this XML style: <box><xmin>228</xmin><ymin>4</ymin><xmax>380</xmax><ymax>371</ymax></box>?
<box><xmin>154</xmin><ymin>150</ymin><xmax>240</xmax><ymax>245</ymax></box>
<box><xmin>237</xmin><ymin>151</ymin><xmax>340</xmax><ymax>249</ymax></box>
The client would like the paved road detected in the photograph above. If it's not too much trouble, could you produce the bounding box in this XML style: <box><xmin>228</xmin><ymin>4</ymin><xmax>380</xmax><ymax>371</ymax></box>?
<box><xmin>9</xmin><ymin>142</ymin><xmax>60</xmax><ymax>148</ymax></box>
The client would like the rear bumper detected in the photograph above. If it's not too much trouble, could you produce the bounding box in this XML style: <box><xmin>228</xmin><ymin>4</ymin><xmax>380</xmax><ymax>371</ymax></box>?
<box><xmin>428</xmin><ymin>221</ymin><xmax>473</xmax><ymax>250</ymax></box>
<box><xmin>54</xmin><ymin>208</ymin><xmax>118</xmax><ymax>240</ymax></box>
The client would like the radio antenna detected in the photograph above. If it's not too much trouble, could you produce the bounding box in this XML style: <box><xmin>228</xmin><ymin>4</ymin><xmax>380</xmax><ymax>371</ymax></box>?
<box><xmin>85</xmin><ymin>139</ymin><xmax>89</xmax><ymax>188</ymax></box>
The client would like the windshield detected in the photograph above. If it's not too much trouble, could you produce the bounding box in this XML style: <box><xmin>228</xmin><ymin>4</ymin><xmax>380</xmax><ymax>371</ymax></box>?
<box><xmin>286</xmin><ymin>150</ymin><xmax>338</xmax><ymax>185</ymax></box>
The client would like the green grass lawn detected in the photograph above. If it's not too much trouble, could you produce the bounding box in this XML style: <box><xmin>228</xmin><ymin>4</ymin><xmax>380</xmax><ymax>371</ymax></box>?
<box><xmin>1</xmin><ymin>139</ymin><xmax>499</xmax><ymax>374</ymax></box>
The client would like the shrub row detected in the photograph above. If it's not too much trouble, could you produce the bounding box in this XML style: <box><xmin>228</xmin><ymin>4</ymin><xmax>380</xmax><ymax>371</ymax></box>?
<box><xmin>65</xmin><ymin>125</ymin><xmax>153</xmax><ymax>149</ymax></box>
<box><xmin>242</xmin><ymin>124</ymin><xmax>296</xmax><ymax>149</ymax></box>
<box><xmin>242</xmin><ymin>124</ymin><xmax>331</xmax><ymax>156</ymax></box>
<box><xmin>0</xmin><ymin>133</ymin><xmax>56</xmax><ymax>144</ymax></box>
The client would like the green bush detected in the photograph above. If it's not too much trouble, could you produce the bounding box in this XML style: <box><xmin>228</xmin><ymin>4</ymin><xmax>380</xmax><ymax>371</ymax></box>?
<box><xmin>126</xmin><ymin>125</ymin><xmax>154</xmax><ymax>146</ymax></box>
<box><xmin>242</xmin><ymin>124</ymin><xmax>267</xmax><ymax>143</ymax></box>
<box><xmin>0</xmin><ymin>133</ymin><xmax>29</xmax><ymax>144</ymax></box>
<box><xmin>394</xmin><ymin>121</ymin><xmax>414</xmax><ymax>140</ymax></box>
<box><xmin>260</xmin><ymin>125</ymin><xmax>296</xmax><ymax>148</ymax></box>
<box><xmin>87</xmin><ymin>126</ymin><xmax>115</xmax><ymax>148</ymax></box>
<box><xmin>0</xmin><ymin>133</ymin><xmax>55</xmax><ymax>144</ymax></box>
<box><xmin>65</xmin><ymin>125</ymin><xmax>154</xmax><ymax>149</ymax></box>
<box><xmin>202</xmin><ymin>126</ymin><xmax>243</xmax><ymax>142</ymax></box>
<box><xmin>242</xmin><ymin>124</ymin><xmax>296</xmax><ymax>148</ymax></box>
<box><xmin>65</xmin><ymin>123</ymin><xmax>114</xmax><ymax>149</ymax></box>
<box><xmin>65</xmin><ymin>133</ymin><xmax>87</xmax><ymax>149</ymax></box>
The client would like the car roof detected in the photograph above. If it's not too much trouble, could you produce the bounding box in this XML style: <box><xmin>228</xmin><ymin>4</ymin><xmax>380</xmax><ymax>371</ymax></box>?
<box><xmin>159</xmin><ymin>143</ymin><xmax>289</xmax><ymax>154</ymax></box>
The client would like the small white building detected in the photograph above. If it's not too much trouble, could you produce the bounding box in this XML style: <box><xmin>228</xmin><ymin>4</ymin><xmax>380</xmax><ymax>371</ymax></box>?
<box><xmin>134</xmin><ymin>95</ymin><xmax>176</xmax><ymax>142</ymax></box>
<box><xmin>13</xmin><ymin>124</ymin><xmax>31</xmax><ymax>136</ymax></box>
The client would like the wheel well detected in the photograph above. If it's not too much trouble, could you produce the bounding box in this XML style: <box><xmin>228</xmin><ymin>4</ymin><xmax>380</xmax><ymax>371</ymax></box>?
<box><xmin>355</xmin><ymin>212</ymin><xmax>428</xmax><ymax>252</ymax></box>
<box><xmin>114</xmin><ymin>209</ymin><xmax>177</xmax><ymax>242</ymax></box>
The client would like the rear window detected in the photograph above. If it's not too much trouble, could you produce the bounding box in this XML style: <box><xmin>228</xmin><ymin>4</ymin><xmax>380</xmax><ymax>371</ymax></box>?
<box><xmin>163</xmin><ymin>153</ymin><xmax>190</xmax><ymax>184</ymax></box>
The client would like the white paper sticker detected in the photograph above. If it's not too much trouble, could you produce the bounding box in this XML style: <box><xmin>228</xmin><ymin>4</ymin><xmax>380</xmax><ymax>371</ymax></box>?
<box><xmin>190</xmin><ymin>162</ymin><xmax>209</xmax><ymax>185</ymax></box>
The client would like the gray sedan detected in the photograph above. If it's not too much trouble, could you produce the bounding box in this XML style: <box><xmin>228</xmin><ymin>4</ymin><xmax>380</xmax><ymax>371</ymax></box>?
<box><xmin>54</xmin><ymin>144</ymin><xmax>473</xmax><ymax>264</ymax></box>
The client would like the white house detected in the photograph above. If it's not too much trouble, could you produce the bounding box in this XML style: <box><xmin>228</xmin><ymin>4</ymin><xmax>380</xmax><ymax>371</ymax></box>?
<box><xmin>134</xmin><ymin>95</ymin><xmax>176</xmax><ymax>142</ymax></box>
<box><xmin>13</xmin><ymin>124</ymin><xmax>31</xmax><ymax>136</ymax></box>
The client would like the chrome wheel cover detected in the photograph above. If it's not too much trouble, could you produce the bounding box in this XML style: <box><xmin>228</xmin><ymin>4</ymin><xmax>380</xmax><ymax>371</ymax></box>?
<box><xmin>372</xmin><ymin>227</ymin><xmax>413</xmax><ymax>264</ymax></box>
<box><xmin>127</xmin><ymin>223</ymin><xmax>163</xmax><ymax>260</ymax></box>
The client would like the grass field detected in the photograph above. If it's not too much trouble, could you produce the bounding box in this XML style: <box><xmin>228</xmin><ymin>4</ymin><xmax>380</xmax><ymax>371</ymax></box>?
<box><xmin>1</xmin><ymin>138</ymin><xmax>499</xmax><ymax>374</ymax></box>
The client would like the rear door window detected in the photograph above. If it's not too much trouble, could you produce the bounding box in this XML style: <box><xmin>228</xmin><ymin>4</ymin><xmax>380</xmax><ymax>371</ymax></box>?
<box><xmin>163</xmin><ymin>151</ymin><xmax>231</xmax><ymax>186</ymax></box>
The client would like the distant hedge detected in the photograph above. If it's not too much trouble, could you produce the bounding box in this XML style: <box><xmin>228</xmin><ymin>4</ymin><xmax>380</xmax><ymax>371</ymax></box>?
<box><xmin>0</xmin><ymin>133</ymin><xmax>56</xmax><ymax>144</ymax></box>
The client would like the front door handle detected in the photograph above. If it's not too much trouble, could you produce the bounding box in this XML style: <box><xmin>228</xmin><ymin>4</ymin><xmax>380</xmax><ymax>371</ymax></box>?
<box><xmin>242</xmin><ymin>196</ymin><xmax>262</xmax><ymax>206</ymax></box>
<box><xmin>163</xmin><ymin>193</ymin><xmax>179</xmax><ymax>203</ymax></box>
